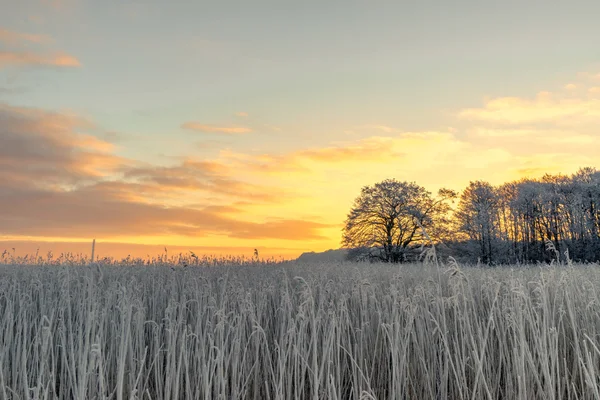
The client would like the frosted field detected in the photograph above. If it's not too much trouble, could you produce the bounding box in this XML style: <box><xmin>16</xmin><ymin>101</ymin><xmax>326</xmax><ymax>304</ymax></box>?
<box><xmin>2</xmin><ymin>260</ymin><xmax>600</xmax><ymax>399</ymax></box>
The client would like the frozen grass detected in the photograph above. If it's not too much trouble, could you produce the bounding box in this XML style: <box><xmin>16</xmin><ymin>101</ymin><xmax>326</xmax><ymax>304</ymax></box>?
<box><xmin>1</xmin><ymin>259</ymin><xmax>600</xmax><ymax>399</ymax></box>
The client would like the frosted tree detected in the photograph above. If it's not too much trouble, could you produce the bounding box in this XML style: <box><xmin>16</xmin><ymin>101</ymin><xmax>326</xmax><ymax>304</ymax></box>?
<box><xmin>342</xmin><ymin>179</ymin><xmax>456</xmax><ymax>262</ymax></box>
<box><xmin>454</xmin><ymin>181</ymin><xmax>500</xmax><ymax>263</ymax></box>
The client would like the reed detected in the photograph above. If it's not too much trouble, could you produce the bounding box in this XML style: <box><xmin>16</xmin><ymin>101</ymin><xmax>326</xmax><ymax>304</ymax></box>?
<box><xmin>1</xmin><ymin>258</ymin><xmax>599</xmax><ymax>399</ymax></box>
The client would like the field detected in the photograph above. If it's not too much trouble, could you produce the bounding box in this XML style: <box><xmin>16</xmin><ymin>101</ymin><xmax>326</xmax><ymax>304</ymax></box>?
<box><xmin>2</xmin><ymin>258</ymin><xmax>600</xmax><ymax>399</ymax></box>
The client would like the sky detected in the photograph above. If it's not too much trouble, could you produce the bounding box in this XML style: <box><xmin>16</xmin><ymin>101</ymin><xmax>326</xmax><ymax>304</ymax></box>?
<box><xmin>1</xmin><ymin>0</ymin><xmax>600</xmax><ymax>259</ymax></box>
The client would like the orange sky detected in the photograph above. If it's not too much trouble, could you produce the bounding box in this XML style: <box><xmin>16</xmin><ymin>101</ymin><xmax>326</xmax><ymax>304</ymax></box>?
<box><xmin>1</xmin><ymin>1</ymin><xmax>600</xmax><ymax>259</ymax></box>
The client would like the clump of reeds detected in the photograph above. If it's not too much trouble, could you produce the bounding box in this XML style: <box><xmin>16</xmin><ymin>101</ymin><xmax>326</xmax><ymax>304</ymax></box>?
<box><xmin>1</xmin><ymin>257</ymin><xmax>600</xmax><ymax>399</ymax></box>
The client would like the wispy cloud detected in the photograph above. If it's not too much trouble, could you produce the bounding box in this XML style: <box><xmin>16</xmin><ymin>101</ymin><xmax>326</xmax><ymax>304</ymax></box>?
<box><xmin>0</xmin><ymin>51</ymin><xmax>81</xmax><ymax>69</ymax></box>
<box><xmin>0</xmin><ymin>28</ymin><xmax>51</xmax><ymax>46</ymax></box>
<box><xmin>447</xmin><ymin>72</ymin><xmax>600</xmax><ymax>181</ymax></box>
<box><xmin>0</xmin><ymin>186</ymin><xmax>329</xmax><ymax>240</ymax></box>
<box><xmin>182</xmin><ymin>122</ymin><xmax>252</xmax><ymax>134</ymax></box>
<box><xmin>221</xmin><ymin>133</ymin><xmax>457</xmax><ymax>176</ymax></box>
<box><xmin>0</xmin><ymin>103</ymin><xmax>327</xmax><ymax>242</ymax></box>
<box><xmin>3</xmin><ymin>68</ymin><xmax>599</xmax><ymax>250</ymax></box>
<box><xmin>0</xmin><ymin>103</ymin><xmax>124</xmax><ymax>190</ymax></box>
<box><xmin>360</xmin><ymin>124</ymin><xmax>401</xmax><ymax>134</ymax></box>
<box><xmin>458</xmin><ymin>73</ymin><xmax>600</xmax><ymax>125</ymax></box>
<box><xmin>295</xmin><ymin>137</ymin><xmax>400</xmax><ymax>162</ymax></box>
<box><xmin>0</xmin><ymin>28</ymin><xmax>80</xmax><ymax>70</ymax></box>
<box><xmin>122</xmin><ymin>159</ymin><xmax>286</xmax><ymax>203</ymax></box>
<box><xmin>235</xmin><ymin>112</ymin><xmax>249</xmax><ymax>117</ymax></box>
<box><xmin>0</xmin><ymin>104</ymin><xmax>284</xmax><ymax>206</ymax></box>
<box><xmin>458</xmin><ymin>93</ymin><xmax>600</xmax><ymax>124</ymax></box>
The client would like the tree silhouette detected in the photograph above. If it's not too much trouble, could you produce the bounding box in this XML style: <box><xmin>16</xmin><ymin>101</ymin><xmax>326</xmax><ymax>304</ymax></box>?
<box><xmin>342</xmin><ymin>179</ymin><xmax>456</xmax><ymax>262</ymax></box>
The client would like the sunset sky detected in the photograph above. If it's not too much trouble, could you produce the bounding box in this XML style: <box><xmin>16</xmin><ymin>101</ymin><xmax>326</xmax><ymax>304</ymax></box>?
<box><xmin>1</xmin><ymin>0</ymin><xmax>600</xmax><ymax>259</ymax></box>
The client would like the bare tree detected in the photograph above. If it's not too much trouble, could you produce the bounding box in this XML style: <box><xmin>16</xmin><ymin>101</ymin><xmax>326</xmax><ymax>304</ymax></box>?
<box><xmin>342</xmin><ymin>179</ymin><xmax>456</xmax><ymax>262</ymax></box>
<box><xmin>454</xmin><ymin>181</ymin><xmax>500</xmax><ymax>263</ymax></box>
<box><xmin>452</xmin><ymin>167</ymin><xmax>600</xmax><ymax>264</ymax></box>
<box><xmin>344</xmin><ymin>168</ymin><xmax>600</xmax><ymax>265</ymax></box>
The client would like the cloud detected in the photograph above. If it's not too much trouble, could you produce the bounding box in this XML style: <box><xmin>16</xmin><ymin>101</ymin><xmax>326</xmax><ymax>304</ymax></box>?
<box><xmin>235</xmin><ymin>112</ymin><xmax>249</xmax><ymax>117</ymax></box>
<box><xmin>0</xmin><ymin>28</ymin><xmax>80</xmax><ymax>70</ymax></box>
<box><xmin>295</xmin><ymin>137</ymin><xmax>400</xmax><ymax>162</ymax></box>
<box><xmin>0</xmin><ymin>104</ymin><xmax>291</xmax><ymax>204</ymax></box>
<box><xmin>182</xmin><ymin>122</ymin><xmax>252</xmax><ymax>134</ymax></box>
<box><xmin>576</xmin><ymin>72</ymin><xmax>600</xmax><ymax>82</ymax></box>
<box><xmin>219</xmin><ymin>137</ymin><xmax>400</xmax><ymax>175</ymax></box>
<box><xmin>122</xmin><ymin>159</ymin><xmax>285</xmax><ymax>203</ymax></box>
<box><xmin>219</xmin><ymin>124</ymin><xmax>597</xmax><ymax>207</ymax></box>
<box><xmin>458</xmin><ymin>93</ymin><xmax>600</xmax><ymax>124</ymax></box>
<box><xmin>449</xmin><ymin>71</ymin><xmax>600</xmax><ymax>184</ymax></box>
<box><xmin>467</xmin><ymin>126</ymin><xmax>599</xmax><ymax>164</ymax></box>
<box><xmin>5</xmin><ymin>68</ymin><xmax>599</xmax><ymax>249</ymax></box>
<box><xmin>221</xmin><ymin>151</ymin><xmax>308</xmax><ymax>175</ymax></box>
<box><xmin>0</xmin><ymin>183</ymin><xmax>328</xmax><ymax>240</ymax></box>
<box><xmin>471</xmin><ymin>126</ymin><xmax>596</xmax><ymax>142</ymax></box>
<box><xmin>0</xmin><ymin>51</ymin><xmax>81</xmax><ymax>69</ymax></box>
<box><xmin>221</xmin><ymin>132</ymin><xmax>459</xmax><ymax>178</ymax></box>
<box><xmin>360</xmin><ymin>124</ymin><xmax>401</xmax><ymax>133</ymax></box>
<box><xmin>0</xmin><ymin>103</ymin><xmax>124</xmax><ymax>190</ymax></box>
<box><xmin>453</xmin><ymin>72</ymin><xmax>600</xmax><ymax>169</ymax></box>
<box><xmin>0</xmin><ymin>103</ymin><xmax>328</xmax><ymax>242</ymax></box>
<box><xmin>0</xmin><ymin>28</ymin><xmax>51</xmax><ymax>46</ymax></box>
<box><xmin>458</xmin><ymin>74</ymin><xmax>600</xmax><ymax>125</ymax></box>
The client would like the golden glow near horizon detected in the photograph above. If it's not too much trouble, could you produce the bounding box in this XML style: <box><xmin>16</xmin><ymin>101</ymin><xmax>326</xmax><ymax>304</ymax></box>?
<box><xmin>1</xmin><ymin>2</ymin><xmax>600</xmax><ymax>258</ymax></box>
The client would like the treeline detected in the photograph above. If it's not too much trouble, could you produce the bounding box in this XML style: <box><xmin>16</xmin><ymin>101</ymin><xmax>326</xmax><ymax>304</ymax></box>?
<box><xmin>451</xmin><ymin>167</ymin><xmax>600</xmax><ymax>264</ymax></box>
<box><xmin>342</xmin><ymin>167</ymin><xmax>600</xmax><ymax>264</ymax></box>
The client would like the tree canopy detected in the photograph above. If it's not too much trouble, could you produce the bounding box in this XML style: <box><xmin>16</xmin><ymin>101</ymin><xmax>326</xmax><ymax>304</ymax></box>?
<box><xmin>453</xmin><ymin>168</ymin><xmax>600</xmax><ymax>264</ymax></box>
<box><xmin>342</xmin><ymin>179</ymin><xmax>456</xmax><ymax>262</ymax></box>
<box><xmin>343</xmin><ymin>167</ymin><xmax>600</xmax><ymax>265</ymax></box>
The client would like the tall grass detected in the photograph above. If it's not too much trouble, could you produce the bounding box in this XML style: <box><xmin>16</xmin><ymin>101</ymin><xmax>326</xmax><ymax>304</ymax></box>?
<box><xmin>0</xmin><ymin>249</ymin><xmax>285</xmax><ymax>268</ymax></box>
<box><xmin>1</xmin><ymin>259</ymin><xmax>600</xmax><ymax>399</ymax></box>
